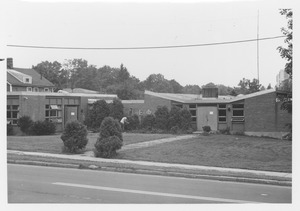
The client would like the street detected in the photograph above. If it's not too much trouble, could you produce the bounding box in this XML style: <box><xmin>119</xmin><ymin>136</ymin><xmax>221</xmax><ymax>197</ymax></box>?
<box><xmin>7</xmin><ymin>164</ymin><xmax>291</xmax><ymax>203</ymax></box>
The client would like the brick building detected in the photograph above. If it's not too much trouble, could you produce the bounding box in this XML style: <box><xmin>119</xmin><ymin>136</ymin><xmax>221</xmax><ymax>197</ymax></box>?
<box><xmin>122</xmin><ymin>88</ymin><xmax>292</xmax><ymax>139</ymax></box>
<box><xmin>7</xmin><ymin>92</ymin><xmax>117</xmax><ymax>133</ymax></box>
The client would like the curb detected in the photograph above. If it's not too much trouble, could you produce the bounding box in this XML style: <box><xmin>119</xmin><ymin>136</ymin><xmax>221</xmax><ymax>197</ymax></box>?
<box><xmin>7</xmin><ymin>159</ymin><xmax>292</xmax><ymax>187</ymax></box>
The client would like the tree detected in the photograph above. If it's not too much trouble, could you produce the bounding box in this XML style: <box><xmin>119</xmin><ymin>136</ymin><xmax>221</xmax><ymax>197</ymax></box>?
<box><xmin>277</xmin><ymin>9</ymin><xmax>292</xmax><ymax>114</ymax></box>
<box><xmin>169</xmin><ymin>79</ymin><xmax>183</xmax><ymax>93</ymax></box>
<box><xmin>143</xmin><ymin>74</ymin><xmax>173</xmax><ymax>93</ymax></box>
<box><xmin>182</xmin><ymin>85</ymin><xmax>201</xmax><ymax>94</ymax></box>
<box><xmin>277</xmin><ymin>9</ymin><xmax>292</xmax><ymax>79</ymax></box>
<box><xmin>32</xmin><ymin>61</ymin><xmax>68</xmax><ymax>91</ymax></box>
<box><xmin>85</xmin><ymin>100</ymin><xmax>110</xmax><ymax>130</ymax></box>
<box><xmin>237</xmin><ymin>78</ymin><xmax>261</xmax><ymax>94</ymax></box>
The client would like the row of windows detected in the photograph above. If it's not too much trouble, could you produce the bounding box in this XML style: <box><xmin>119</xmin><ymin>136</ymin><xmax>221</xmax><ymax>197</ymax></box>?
<box><xmin>26</xmin><ymin>87</ymin><xmax>52</xmax><ymax>92</ymax></box>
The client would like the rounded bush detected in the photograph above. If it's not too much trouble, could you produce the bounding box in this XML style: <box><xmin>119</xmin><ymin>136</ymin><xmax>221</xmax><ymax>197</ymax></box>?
<box><xmin>126</xmin><ymin>114</ymin><xmax>140</xmax><ymax>131</ymax></box>
<box><xmin>154</xmin><ymin>106</ymin><xmax>169</xmax><ymax>130</ymax></box>
<box><xmin>18</xmin><ymin>116</ymin><xmax>33</xmax><ymax>134</ymax></box>
<box><xmin>30</xmin><ymin>120</ymin><xmax>56</xmax><ymax>135</ymax></box>
<box><xmin>94</xmin><ymin>136</ymin><xmax>122</xmax><ymax>158</ymax></box>
<box><xmin>141</xmin><ymin>114</ymin><xmax>155</xmax><ymax>130</ymax></box>
<box><xmin>94</xmin><ymin>117</ymin><xmax>123</xmax><ymax>158</ymax></box>
<box><xmin>61</xmin><ymin>120</ymin><xmax>88</xmax><ymax>153</ymax></box>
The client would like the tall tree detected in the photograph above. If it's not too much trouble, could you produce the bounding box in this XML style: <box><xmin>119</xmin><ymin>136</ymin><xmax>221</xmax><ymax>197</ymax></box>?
<box><xmin>32</xmin><ymin>61</ymin><xmax>68</xmax><ymax>91</ymax></box>
<box><xmin>143</xmin><ymin>74</ymin><xmax>173</xmax><ymax>93</ymax></box>
<box><xmin>169</xmin><ymin>79</ymin><xmax>183</xmax><ymax>93</ymax></box>
<box><xmin>277</xmin><ymin>9</ymin><xmax>292</xmax><ymax>114</ymax></box>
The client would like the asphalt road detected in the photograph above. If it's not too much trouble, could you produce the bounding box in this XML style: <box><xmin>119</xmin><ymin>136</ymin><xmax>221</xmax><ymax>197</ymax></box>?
<box><xmin>7</xmin><ymin>164</ymin><xmax>291</xmax><ymax>203</ymax></box>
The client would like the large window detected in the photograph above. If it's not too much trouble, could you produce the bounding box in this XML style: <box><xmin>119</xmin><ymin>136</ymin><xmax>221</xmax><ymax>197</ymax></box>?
<box><xmin>189</xmin><ymin>104</ymin><xmax>197</xmax><ymax>122</ymax></box>
<box><xmin>218</xmin><ymin>104</ymin><xmax>227</xmax><ymax>122</ymax></box>
<box><xmin>7</xmin><ymin>98</ymin><xmax>19</xmax><ymax>125</ymax></box>
<box><xmin>45</xmin><ymin>98</ymin><xmax>62</xmax><ymax>123</ymax></box>
<box><xmin>232</xmin><ymin>104</ymin><xmax>244</xmax><ymax>122</ymax></box>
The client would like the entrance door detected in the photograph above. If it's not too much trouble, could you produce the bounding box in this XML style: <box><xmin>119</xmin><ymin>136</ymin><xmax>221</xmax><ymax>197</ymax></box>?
<box><xmin>196</xmin><ymin>106</ymin><xmax>218</xmax><ymax>131</ymax></box>
<box><xmin>64</xmin><ymin>106</ymin><xmax>78</xmax><ymax>124</ymax></box>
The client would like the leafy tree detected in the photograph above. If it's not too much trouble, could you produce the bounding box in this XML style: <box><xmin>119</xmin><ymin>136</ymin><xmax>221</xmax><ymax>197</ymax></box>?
<box><xmin>109</xmin><ymin>98</ymin><xmax>124</xmax><ymax>120</ymax></box>
<box><xmin>237</xmin><ymin>78</ymin><xmax>261</xmax><ymax>94</ymax></box>
<box><xmin>182</xmin><ymin>85</ymin><xmax>201</xmax><ymax>94</ymax></box>
<box><xmin>277</xmin><ymin>9</ymin><xmax>292</xmax><ymax>79</ymax></box>
<box><xmin>143</xmin><ymin>74</ymin><xmax>173</xmax><ymax>93</ymax></box>
<box><xmin>277</xmin><ymin>9</ymin><xmax>292</xmax><ymax>114</ymax></box>
<box><xmin>141</xmin><ymin>114</ymin><xmax>156</xmax><ymax>130</ymax></box>
<box><xmin>85</xmin><ymin>100</ymin><xmax>110</xmax><ymax>130</ymax></box>
<box><xmin>32</xmin><ymin>61</ymin><xmax>68</xmax><ymax>91</ymax></box>
<box><xmin>169</xmin><ymin>79</ymin><xmax>183</xmax><ymax>93</ymax></box>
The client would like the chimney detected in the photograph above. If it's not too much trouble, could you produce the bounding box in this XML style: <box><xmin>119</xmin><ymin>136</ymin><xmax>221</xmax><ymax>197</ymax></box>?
<box><xmin>202</xmin><ymin>86</ymin><xmax>218</xmax><ymax>98</ymax></box>
<box><xmin>7</xmin><ymin>58</ymin><xmax>13</xmax><ymax>69</ymax></box>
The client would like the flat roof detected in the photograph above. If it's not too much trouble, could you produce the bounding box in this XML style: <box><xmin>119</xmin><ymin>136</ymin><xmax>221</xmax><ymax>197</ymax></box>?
<box><xmin>145</xmin><ymin>89</ymin><xmax>276</xmax><ymax>104</ymax></box>
<box><xmin>7</xmin><ymin>91</ymin><xmax>118</xmax><ymax>98</ymax></box>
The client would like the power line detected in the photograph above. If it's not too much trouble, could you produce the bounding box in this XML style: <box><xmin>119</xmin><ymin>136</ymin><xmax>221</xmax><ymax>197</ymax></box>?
<box><xmin>7</xmin><ymin>35</ymin><xmax>285</xmax><ymax>50</ymax></box>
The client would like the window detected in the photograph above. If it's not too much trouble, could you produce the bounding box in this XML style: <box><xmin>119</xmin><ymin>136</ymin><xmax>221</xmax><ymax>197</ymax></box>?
<box><xmin>232</xmin><ymin>104</ymin><xmax>244</xmax><ymax>122</ymax></box>
<box><xmin>33</xmin><ymin>87</ymin><xmax>39</xmax><ymax>92</ymax></box>
<box><xmin>129</xmin><ymin>108</ymin><xmax>133</xmax><ymax>116</ymax></box>
<box><xmin>7</xmin><ymin>99</ymin><xmax>19</xmax><ymax>125</ymax></box>
<box><xmin>218</xmin><ymin>104</ymin><xmax>227</xmax><ymax>122</ymax></box>
<box><xmin>25</xmin><ymin>78</ymin><xmax>30</xmax><ymax>83</ymax></box>
<box><xmin>26</xmin><ymin>87</ymin><xmax>32</xmax><ymax>92</ymax></box>
<box><xmin>44</xmin><ymin>88</ymin><xmax>49</xmax><ymax>92</ymax></box>
<box><xmin>188</xmin><ymin>104</ymin><xmax>197</xmax><ymax>122</ymax></box>
<box><xmin>45</xmin><ymin>98</ymin><xmax>62</xmax><ymax>123</ymax></box>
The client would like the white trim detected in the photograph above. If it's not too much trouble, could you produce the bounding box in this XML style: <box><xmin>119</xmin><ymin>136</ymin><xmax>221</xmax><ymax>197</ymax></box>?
<box><xmin>26</xmin><ymin>87</ymin><xmax>32</xmax><ymax>92</ymax></box>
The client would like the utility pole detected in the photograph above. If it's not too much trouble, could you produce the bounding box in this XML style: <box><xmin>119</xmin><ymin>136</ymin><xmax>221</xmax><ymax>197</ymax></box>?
<box><xmin>257</xmin><ymin>10</ymin><xmax>260</xmax><ymax>84</ymax></box>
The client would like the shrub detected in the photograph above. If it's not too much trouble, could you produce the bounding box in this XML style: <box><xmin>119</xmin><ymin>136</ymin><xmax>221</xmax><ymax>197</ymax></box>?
<box><xmin>61</xmin><ymin>121</ymin><xmax>88</xmax><ymax>153</ymax></box>
<box><xmin>7</xmin><ymin>124</ymin><xmax>14</xmax><ymax>136</ymax></box>
<box><xmin>126</xmin><ymin>114</ymin><xmax>140</xmax><ymax>131</ymax></box>
<box><xmin>18</xmin><ymin>116</ymin><xmax>33</xmax><ymax>134</ymax></box>
<box><xmin>202</xmin><ymin>126</ymin><xmax>211</xmax><ymax>133</ymax></box>
<box><xmin>179</xmin><ymin>108</ymin><xmax>193</xmax><ymax>131</ymax></box>
<box><xmin>154</xmin><ymin>106</ymin><xmax>169</xmax><ymax>130</ymax></box>
<box><xmin>169</xmin><ymin>106</ymin><xmax>193</xmax><ymax>133</ymax></box>
<box><xmin>109</xmin><ymin>98</ymin><xmax>124</xmax><ymax>120</ymax></box>
<box><xmin>168</xmin><ymin>106</ymin><xmax>181</xmax><ymax>129</ymax></box>
<box><xmin>141</xmin><ymin>114</ymin><xmax>156</xmax><ymax>130</ymax></box>
<box><xmin>30</xmin><ymin>120</ymin><xmax>56</xmax><ymax>135</ymax></box>
<box><xmin>85</xmin><ymin>100</ymin><xmax>110</xmax><ymax>131</ymax></box>
<box><xmin>219</xmin><ymin>126</ymin><xmax>230</xmax><ymax>135</ymax></box>
<box><xmin>94</xmin><ymin>136</ymin><xmax>122</xmax><ymax>158</ymax></box>
<box><xmin>94</xmin><ymin>117</ymin><xmax>123</xmax><ymax>158</ymax></box>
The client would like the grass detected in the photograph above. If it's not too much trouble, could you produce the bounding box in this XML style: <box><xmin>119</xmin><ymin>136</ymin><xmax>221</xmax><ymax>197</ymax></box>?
<box><xmin>7</xmin><ymin>132</ymin><xmax>176</xmax><ymax>154</ymax></box>
<box><xmin>7</xmin><ymin>133</ymin><xmax>292</xmax><ymax>173</ymax></box>
<box><xmin>116</xmin><ymin>134</ymin><xmax>292</xmax><ymax>173</ymax></box>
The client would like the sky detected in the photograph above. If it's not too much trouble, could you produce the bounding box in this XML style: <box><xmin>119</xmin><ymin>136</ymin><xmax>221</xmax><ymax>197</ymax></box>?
<box><xmin>0</xmin><ymin>0</ymin><xmax>294</xmax><ymax>88</ymax></box>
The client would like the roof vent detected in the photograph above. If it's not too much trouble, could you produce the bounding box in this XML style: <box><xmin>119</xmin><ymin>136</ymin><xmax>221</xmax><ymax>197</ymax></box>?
<box><xmin>202</xmin><ymin>86</ymin><xmax>218</xmax><ymax>98</ymax></box>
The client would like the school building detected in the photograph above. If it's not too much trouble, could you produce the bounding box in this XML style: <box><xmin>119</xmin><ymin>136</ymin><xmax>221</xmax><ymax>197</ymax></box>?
<box><xmin>122</xmin><ymin>88</ymin><xmax>292</xmax><ymax>139</ymax></box>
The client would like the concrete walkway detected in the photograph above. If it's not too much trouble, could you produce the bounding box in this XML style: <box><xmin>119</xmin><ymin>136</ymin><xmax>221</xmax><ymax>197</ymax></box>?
<box><xmin>119</xmin><ymin>134</ymin><xmax>197</xmax><ymax>151</ymax></box>
<box><xmin>7</xmin><ymin>149</ymin><xmax>292</xmax><ymax>180</ymax></box>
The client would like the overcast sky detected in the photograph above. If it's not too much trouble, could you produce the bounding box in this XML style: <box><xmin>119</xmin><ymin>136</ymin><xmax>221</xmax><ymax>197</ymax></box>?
<box><xmin>1</xmin><ymin>0</ymin><xmax>294</xmax><ymax>88</ymax></box>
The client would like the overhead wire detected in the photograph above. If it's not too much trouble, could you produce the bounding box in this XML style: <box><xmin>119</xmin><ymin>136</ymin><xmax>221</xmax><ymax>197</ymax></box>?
<box><xmin>6</xmin><ymin>35</ymin><xmax>285</xmax><ymax>50</ymax></box>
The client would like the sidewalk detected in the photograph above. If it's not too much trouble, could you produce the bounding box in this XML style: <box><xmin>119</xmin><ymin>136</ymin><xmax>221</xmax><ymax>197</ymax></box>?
<box><xmin>7</xmin><ymin>149</ymin><xmax>292</xmax><ymax>186</ymax></box>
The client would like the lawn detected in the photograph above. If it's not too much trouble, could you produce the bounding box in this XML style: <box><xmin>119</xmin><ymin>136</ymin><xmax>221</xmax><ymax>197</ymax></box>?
<box><xmin>116</xmin><ymin>134</ymin><xmax>292</xmax><ymax>173</ymax></box>
<box><xmin>7</xmin><ymin>133</ymin><xmax>292</xmax><ymax>173</ymax></box>
<box><xmin>7</xmin><ymin>133</ymin><xmax>176</xmax><ymax>154</ymax></box>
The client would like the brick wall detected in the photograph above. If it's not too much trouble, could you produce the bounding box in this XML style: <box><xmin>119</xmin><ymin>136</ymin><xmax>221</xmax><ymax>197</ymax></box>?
<box><xmin>244</xmin><ymin>92</ymin><xmax>291</xmax><ymax>132</ymax></box>
<box><xmin>142</xmin><ymin>94</ymin><xmax>172</xmax><ymax>115</ymax></box>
